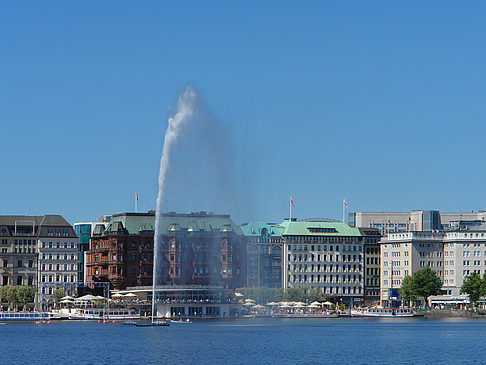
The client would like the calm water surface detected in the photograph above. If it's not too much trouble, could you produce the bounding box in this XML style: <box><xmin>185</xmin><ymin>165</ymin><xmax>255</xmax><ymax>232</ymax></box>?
<box><xmin>0</xmin><ymin>318</ymin><xmax>484</xmax><ymax>364</ymax></box>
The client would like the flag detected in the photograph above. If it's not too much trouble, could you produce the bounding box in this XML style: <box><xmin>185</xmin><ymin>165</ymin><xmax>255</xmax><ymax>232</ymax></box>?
<box><xmin>290</xmin><ymin>196</ymin><xmax>295</xmax><ymax>207</ymax></box>
<box><xmin>136</xmin><ymin>192</ymin><xmax>138</xmax><ymax>201</ymax></box>
<box><xmin>343</xmin><ymin>199</ymin><xmax>348</xmax><ymax>208</ymax></box>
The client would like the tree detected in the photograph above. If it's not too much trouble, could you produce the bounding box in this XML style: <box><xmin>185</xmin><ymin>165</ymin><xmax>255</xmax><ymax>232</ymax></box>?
<box><xmin>461</xmin><ymin>272</ymin><xmax>482</xmax><ymax>307</ymax></box>
<box><xmin>400</xmin><ymin>275</ymin><xmax>417</xmax><ymax>305</ymax></box>
<box><xmin>0</xmin><ymin>285</ymin><xmax>10</xmax><ymax>303</ymax></box>
<box><xmin>6</xmin><ymin>286</ymin><xmax>18</xmax><ymax>310</ymax></box>
<box><xmin>53</xmin><ymin>288</ymin><xmax>65</xmax><ymax>304</ymax></box>
<box><xmin>16</xmin><ymin>286</ymin><xmax>35</xmax><ymax>307</ymax></box>
<box><xmin>308</xmin><ymin>287</ymin><xmax>323</xmax><ymax>302</ymax></box>
<box><xmin>412</xmin><ymin>267</ymin><xmax>443</xmax><ymax>307</ymax></box>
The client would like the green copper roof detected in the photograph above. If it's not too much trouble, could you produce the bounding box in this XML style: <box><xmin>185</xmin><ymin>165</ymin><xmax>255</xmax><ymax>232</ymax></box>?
<box><xmin>241</xmin><ymin>221</ymin><xmax>284</xmax><ymax>237</ymax></box>
<box><xmin>280</xmin><ymin>220</ymin><xmax>362</xmax><ymax>237</ymax></box>
<box><xmin>105</xmin><ymin>212</ymin><xmax>242</xmax><ymax>235</ymax></box>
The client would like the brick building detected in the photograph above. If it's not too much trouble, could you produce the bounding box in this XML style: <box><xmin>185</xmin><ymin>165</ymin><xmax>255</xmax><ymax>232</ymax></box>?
<box><xmin>86</xmin><ymin>211</ymin><xmax>246</xmax><ymax>290</ymax></box>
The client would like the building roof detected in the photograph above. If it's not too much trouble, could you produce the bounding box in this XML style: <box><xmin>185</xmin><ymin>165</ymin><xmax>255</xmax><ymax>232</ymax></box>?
<box><xmin>0</xmin><ymin>215</ymin><xmax>75</xmax><ymax>237</ymax></box>
<box><xmin>280</xmin><ymin>219</ymin><xmax>361</xmax><ymax>237</ymax></box>
<box><xmin>99</xmin><ymin>211</ymin><xmax>243</xmax><ymax>236</ymax></box>
<box><xmin>240</xmin><ymin>221</ymin><xmax>284</xmax><ymax>237</ymax></box>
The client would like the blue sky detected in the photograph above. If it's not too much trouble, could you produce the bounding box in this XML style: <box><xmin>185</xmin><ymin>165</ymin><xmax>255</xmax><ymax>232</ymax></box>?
<box><xmin>1</xmin><ymin>1</ymin><xmax>486</xmax><ymax>225</ymax></box>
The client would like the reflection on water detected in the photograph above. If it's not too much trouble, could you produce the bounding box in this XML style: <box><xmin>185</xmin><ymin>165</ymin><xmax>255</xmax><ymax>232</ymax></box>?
<box><xmin>0</xmin><ymin>318</ymin><xmax>484</xmax><ymax>364</ymax></box>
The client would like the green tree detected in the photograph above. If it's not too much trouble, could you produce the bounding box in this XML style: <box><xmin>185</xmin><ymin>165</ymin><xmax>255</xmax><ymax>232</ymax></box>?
<box><xmin>53</xmin><ymin>288</ymin><xmax>65</xmax><ymax>304</ymax></box>
<box><xmin>461</xmin><ymin>272</ymin><xmax>482</xmax><ymax>307</ymax></box>
<box><xmin>285</xmin><ymin>287</ymin><xmax>306</xmax><ymax>302</ymax></box>
<box><xmin>6</xmin><ymin>286</ymin><xmax>18</xmax><ymax>309</ymax></box>
<box><xmin>413</xmin><ymin>267</ymin><xmax>443</xmax><ymax>307</ymax></box>
<box><xmin>16</xmin><ymin>286</ymin><xmax>35</xmax><ymax>307</ymax></box>
<box><xmin>400</xmin><ymin>275</ymin><xmax>417</xmax><ymax>305</ymax></box>
<box><xmin>308</xmin><ymin>287</ymin><xmax>323</xmax><ymax>302</ymax></box>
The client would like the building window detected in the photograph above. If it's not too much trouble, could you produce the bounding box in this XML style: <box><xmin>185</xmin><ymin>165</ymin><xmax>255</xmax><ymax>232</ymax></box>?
<box><xmin>17</xmin><ymin>276</ymin><xmax>22</xmax><ymax>285</ymax></box>
<box><xmin>17</xmin><ymin>260</ymin><xmax>22</xmax><ymax>268</ymax></box>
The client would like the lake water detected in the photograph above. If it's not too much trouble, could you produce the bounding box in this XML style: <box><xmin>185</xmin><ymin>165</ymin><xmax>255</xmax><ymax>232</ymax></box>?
<box><xmin>1</xmin><ymin>318</ymin><xmax>484</xmax><ymax>364</ymax></box>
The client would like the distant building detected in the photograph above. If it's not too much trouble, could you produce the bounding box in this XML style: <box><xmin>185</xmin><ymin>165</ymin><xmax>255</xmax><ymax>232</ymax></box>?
<box><xmin>359</xmin><ymin>227</ymin><xmax>382</xmax><ymax>306</ymax></box>
<box><xmin>349</xmin><ymin>210</ymin><xmax>486</xmax><ymax>235</ymax></box>
<box><xmin>74</xmin><ymin>220</ymin><xmax>109</xmax><ymax>283</ymax></box>
<box><xmin>86</xmin><ymin>211</ymin><xmax>246</xmax><ymax>290</ymax></box>
<box><xmin>0</xmin><ymin>215</ymin><xmax>78</xmax><ymax>305</ymax></box>
<box><xmin>380</xmin><ymin>220</ymin><xmax>486</xmax><ymax>306</ymax></box>
<box><xmin>282</xmin><ymin>219</ymin><xmax>364</xmax><ymax>305</ymax></box>
<box><xmin>241</xmin><ymin>221</ymin><xmax>284</xmax><ymax>288</ymax></box>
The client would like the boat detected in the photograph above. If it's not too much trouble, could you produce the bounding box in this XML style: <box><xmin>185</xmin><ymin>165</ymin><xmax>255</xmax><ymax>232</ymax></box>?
<box><xmin>0</xmin><ymin>311</ymin><xmax>60</xmax><ymax>321</ymax></box>
<box><xmin>68</xmin><ymin>308</ymin><xmax>140</xmax><ymax>320</ymax></box>
<box><xmin>170</xmin><ymin>319</ymin><xmax>192</xmax><ymax>324</ymax></box>
<box><xmin>351</xmin><ymin>307</ymin><xmax>414</xmax><ymax>317</ymax></box>
<box><xmin>272</xmin><ymin>313</ymin><xmax>338</xmax><ymax>319</ymax></box>
<box><xmin>134</xmin><ymin>321</ymin><xmax>170</xmax><ymax>327</ymax></box>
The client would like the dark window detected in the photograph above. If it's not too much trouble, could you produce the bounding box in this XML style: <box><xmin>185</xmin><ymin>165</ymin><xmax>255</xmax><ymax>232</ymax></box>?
<box><xmin>17</xmin><ymin>260</ymin><xmax>22</xmax><ymax>267</ymax></box>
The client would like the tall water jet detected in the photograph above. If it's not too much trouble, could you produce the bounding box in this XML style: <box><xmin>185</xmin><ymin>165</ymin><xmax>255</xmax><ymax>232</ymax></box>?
<box><xmin>152</xmin><ymin>85</ymin><xmax>197</xmax><ymax>320</ymax></box>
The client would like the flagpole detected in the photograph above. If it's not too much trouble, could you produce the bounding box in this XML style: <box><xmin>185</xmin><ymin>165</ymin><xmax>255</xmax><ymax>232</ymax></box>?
<box><xmin>289</xmin><ymin>196</ymin><xmax>292</xmax><ymax>221</ymax></box>
<box><xmin>135</xmin><ymin>192</ymin><xmax>138</xmax><ymax>213</ymax></box>
<box><xmin>342</xmin><ymin>198</ymin><xmax>345</xmax><ymax>222</ymax></box>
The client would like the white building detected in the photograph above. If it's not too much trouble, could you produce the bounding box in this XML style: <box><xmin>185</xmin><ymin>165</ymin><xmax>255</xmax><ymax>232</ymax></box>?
<box><xmin>282</xmin><ymin>219</ymin><xmax>364</xmax><ymax>304</ymax></box>
<box><xmin>349</xmin><ymin>210</ymin><xmax>486</xmax><ymax>235</ymax></box>
<box><xmin>380</xmin><ymin>221</ymin><xmax>486</xmax><ymax>305</ymax></box>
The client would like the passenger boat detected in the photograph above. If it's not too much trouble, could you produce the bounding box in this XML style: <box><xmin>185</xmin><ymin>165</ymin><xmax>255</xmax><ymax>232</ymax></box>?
<box><xmin>0</xmin><ymin>311</ymin><xmax>60</xmax><ymax>321</ymax></box>
<box><xmin>68</xmin><ymin>308</ymin><xmax>140</xmax><ymax>320</ymax></box>
<box><xmin>351</xmin><ymin>307</ymin><xmax>414</xmax><ymax>317</ymax></box>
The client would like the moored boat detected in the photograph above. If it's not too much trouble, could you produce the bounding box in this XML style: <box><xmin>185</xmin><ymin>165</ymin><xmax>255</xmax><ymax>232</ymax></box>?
<box><xmin>68</xmin><ymin>308</ymin><xmax>140</xmax><ymax>320</ymax></box>
<box><xmin>0</xmin><ymin>311</ymin><xmax>60</xmax><ymax>321</ymax></box>
<box><xmin>351</xmin><ymin>307</ymin><xmax>414</xmax><ymax>317</ymax></box>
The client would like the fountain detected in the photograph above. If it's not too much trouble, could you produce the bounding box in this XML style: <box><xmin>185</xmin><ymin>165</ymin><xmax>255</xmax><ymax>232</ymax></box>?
<box><xmin>151</xmin><ymin>85</ymin><xmax>197</xmax><ymax>322</ymax></box>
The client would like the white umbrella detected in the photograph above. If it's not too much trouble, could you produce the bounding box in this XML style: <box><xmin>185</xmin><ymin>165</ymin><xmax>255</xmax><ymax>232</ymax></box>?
<box><xmin>235</xmin><ymin>292</ymin><xmax>244</xmax><ymax>297</ymax></box>
<box><xmin>322</xmin><ymin>301</ymin><xmax>333</xmax><ymax>306</ymax></box>
<box><xmin>112</xmin><ymin>293</ymin><xmax>123</xmax><ymax>298</ymax></box>
<box><xmin>266</xmin><ymin>302</ymin><xmax>278</xmax><ymax>306</ymax></box>
<box><xmin>243</xmin><ymin>302</ymin><xmax>254</xmax><ymax>306</ymax></box>
<box><xmin>60</xmin><ymin>299</ymin><xmax>73</xmax><ymax>303</ymax></box>
<box><xmin>307</xmin><ymin>304</ymin><xmax>319</xmax><ymax>308</ymax></box>
<box><xmin>252</xmin><ymin>304</ymin><xmax>265</xmax><ymax>309</ymax></box>
<box><xmin>279</xmin><ymin>304</ymin><xmax>291</xmax><ymax>308</ymax></box>
<box><xmin>293</xmin><ymin>304</ymin><xmax>306</xmax><ymax>308</ymax></box>
<box><xmin>76</xmin><ymin>294</ymin><xmax>99</xmax><ymax>301</ymax></box>
<box><xmin>123</xmin><ymin>293</ymin><xmax>137</xmax><ymax>297</ymax></box>
<box><xmin>61</xmin><ymin>295</ymin><xmax>74</xmax><ymax>300</ymax></box>
<box><xmin>310</xmin><ymin>301</ymin><xmax>322</xmax><ymax>306</ymax></box>
<box><xmin>244</xmin><ymin>298</ymin><xmax>255</xmax><ymax>302</ymax></box>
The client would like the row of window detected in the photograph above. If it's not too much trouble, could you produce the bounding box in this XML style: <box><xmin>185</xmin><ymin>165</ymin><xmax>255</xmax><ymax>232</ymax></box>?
<box><xmin>2</xmin><ymin>275</ymin><xmax>34</xmax><ymax>286</ymax></box>
<box><xmin>41</xmin><ymin>275</ymin><xmax>76</xmax><ymax>283</ymax></box>
<box><xmin>42</xmin><ymin>253</ymin><xmax>77</xmax><ymax>261</ymax></box>
<box><xmin>289</xmin><ymin>264</ymin><xmax>361</xmax><ymax>273</ymax></box>
<box><xmin>41</xmin><ymin>242</ymin><xmax>76</xmax><ymax>249</ymax></box>
<box><xmin>41</xmin><ymin>263</ymin><xmax>77</xmax><ymax>271</ymax></box>
<box><xmin>2</xmin><ymin>259</ymin><xmax>34</xmax><ymax>268</ymax></box>
<box><xmin>290</xmin><ymin>274</ymin><xmax>362</xmax><ymax>283</ymax></box>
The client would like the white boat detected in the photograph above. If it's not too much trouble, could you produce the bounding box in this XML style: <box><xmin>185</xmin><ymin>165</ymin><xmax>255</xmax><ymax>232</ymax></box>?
<box><xmin>351</xmin><ymin>307</ymin><xmax>414</xmax><ymax>317</ymax></box>
<box><xmin>68</xmin><ymin>308</ymin><xmax>140</xmax><ymax>320</ymax></box>
<box><xmin>0</xmin><ymin>311</ymin><xmax>60</xmax><ymax>321</ymax></box>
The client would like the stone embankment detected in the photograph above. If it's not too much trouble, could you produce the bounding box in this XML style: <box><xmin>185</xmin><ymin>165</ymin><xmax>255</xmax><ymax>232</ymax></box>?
<box><xmin>416</xmin><ymin>309</ymin><xmax>486</xmax><ymax>318</ymax></box>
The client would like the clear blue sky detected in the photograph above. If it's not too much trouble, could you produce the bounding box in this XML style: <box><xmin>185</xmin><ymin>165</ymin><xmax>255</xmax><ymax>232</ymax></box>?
<box><xmin>1</xmin><ymin>1</ymin><xmax>486</xmax><ymax>225</ymax></box>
